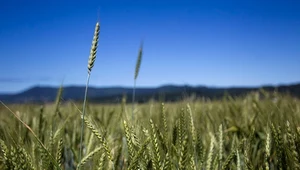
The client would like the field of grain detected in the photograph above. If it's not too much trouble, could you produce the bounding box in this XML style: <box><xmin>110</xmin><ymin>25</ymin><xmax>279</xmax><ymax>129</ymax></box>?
<box><xmin>1</xmin><ymin>21</ymin><xmax>299</xmax><ymax>170</ymax></box>
<box><xmin>1</xmin><ymin>91</ymin><xmax>300</xmax><ymax>170</ymax></box>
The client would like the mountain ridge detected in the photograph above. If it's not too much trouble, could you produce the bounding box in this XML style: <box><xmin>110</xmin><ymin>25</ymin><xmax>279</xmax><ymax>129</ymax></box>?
<box><xmin>0</xmin><ymin>82</ymin><xmax>299</xmax><ymax>103</ymax></box>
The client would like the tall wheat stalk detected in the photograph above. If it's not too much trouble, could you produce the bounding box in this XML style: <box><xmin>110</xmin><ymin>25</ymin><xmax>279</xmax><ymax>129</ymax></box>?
<box><xmin>79</xmin><ymin>21</ymin><xmax>100</xmax><ymax>168</ymax></box>
<box><xmin>132</xmin><ymin>41</ymin><xmax>143</xmax><ymax>121</ymax></box>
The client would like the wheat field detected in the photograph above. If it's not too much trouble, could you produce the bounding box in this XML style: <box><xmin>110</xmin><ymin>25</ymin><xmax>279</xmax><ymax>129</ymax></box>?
<box><xmin>1</xmin><ymin>92</ymin><xmax>300</xmax><ymax>170</ymax></box>
<box><xmin>1</xmin><ymin>21</ymin><xmax>300</xmax><ymax>170</ymax></box>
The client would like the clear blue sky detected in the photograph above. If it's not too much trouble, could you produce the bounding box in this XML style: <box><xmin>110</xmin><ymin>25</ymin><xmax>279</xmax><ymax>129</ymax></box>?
<box><xmin>0</xmin><ymin>0</ymin><xmax>299</xmax><ymax>93</ymax></box>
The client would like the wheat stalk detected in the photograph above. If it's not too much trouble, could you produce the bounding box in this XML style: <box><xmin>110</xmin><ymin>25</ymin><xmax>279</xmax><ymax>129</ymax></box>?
<box><xmin>132</xmin><ymin>41</ymin><xmax>143</xmax><ymax>121</ymax></box>
<box><xmin>79</xmin><ymin>21</ymin><xmax>100</xmax><ymax>169</ymax></box>
<box><xmin>265</xmin><ymin>129</ymin><xmax>271</xmax><ymax>170</ymax></box>
<box><xmin>219</xmin><ymin>124</ymin><xmax>223</xmax><ymax>169</ymax></box>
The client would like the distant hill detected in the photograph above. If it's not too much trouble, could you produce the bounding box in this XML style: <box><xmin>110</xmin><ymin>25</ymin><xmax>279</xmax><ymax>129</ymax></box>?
<box><xmin>0</xmin><ymin>83</ymin><xmax>299</xmax><ymax>104</ymax></box>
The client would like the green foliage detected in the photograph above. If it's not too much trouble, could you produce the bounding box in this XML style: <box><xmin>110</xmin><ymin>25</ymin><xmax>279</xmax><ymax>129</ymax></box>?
<box><xmin>0</xmin><ymin>91</ymin><xmax>300</xmax><ymax>169</ymax></box>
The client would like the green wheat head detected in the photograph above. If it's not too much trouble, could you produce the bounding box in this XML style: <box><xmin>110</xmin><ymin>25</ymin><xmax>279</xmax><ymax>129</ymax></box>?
<box><xmin>88</xmin><ymin>22</ymin><xmax>100</xmax><ymax>74</ymax></box>
<box><xmin>134</xmin><ymin>41</ymin><xmax>143</xmax><ymax>80</ymax></box>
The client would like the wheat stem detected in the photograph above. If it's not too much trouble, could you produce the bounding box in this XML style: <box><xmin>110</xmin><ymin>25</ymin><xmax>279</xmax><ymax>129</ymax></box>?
<box><xmin>132</xmin><ymin>41</ymin><xmax>143</xmax><ymax>121</ymax></box>
<box><xmin>79</xmin><ymin>21</ymin><xmax>100</xmax><ymax>169</ymax></box>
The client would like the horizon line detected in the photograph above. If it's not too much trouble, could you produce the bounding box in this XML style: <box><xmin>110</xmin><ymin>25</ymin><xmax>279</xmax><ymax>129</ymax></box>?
<box><xmin>1</xmin><ymin>81</ymin><xmax>299</xmax><ymax>95</ymax></box>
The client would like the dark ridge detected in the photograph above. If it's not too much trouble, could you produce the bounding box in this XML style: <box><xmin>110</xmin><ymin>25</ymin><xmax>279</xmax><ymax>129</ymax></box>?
<box><xmin>0</xmin><ymin>83</ymin><xmax>299</xmax><ymax>104</ymax></box>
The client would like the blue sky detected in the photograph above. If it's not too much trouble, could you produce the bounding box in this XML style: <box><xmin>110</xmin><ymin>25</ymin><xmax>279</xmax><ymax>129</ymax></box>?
<box><xmin>0</xmin><ymin>0</ymin><xmax>299</xmax><ymax>93</ymax></box>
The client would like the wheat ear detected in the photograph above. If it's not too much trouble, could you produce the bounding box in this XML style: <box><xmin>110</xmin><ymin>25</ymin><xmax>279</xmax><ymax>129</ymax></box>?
<box><xmin>88</xmin><ymin>22</ymin><xmax>100</xmax><ymax>74</ymax></box>
<box><xmin>79</xmin><ymin>21</ymin><xmax>100</xmax><ymax>168</ymax></box>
